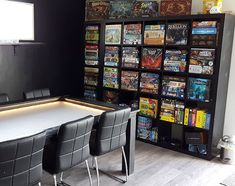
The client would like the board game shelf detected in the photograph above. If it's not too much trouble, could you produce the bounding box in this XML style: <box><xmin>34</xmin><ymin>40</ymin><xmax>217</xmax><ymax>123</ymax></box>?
<box><xmin>83</xmin><ymin>13</ymin><xmax>235</xmax><ymax>160</ymax></box>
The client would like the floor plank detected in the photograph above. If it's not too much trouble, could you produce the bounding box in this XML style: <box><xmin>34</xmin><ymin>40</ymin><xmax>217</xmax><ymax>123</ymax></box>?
<box><xmin>41</xmin><ymin>141</ymin><xmax>235</xmax><ymax>186</ymax></box>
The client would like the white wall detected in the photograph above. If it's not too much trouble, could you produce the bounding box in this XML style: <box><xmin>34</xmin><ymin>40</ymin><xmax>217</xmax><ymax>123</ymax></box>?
<box><xmin>192</xmin><ymin>0</ymin><xmax>235</xmax><ymax>136</ymax></box>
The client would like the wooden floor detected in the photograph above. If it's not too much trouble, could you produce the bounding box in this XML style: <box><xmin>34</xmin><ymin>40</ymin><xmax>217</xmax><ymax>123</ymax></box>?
<box><xmin>42</xmin><ymin>141</ymin><xmax>235</xmax><ymax>186</ymax></box>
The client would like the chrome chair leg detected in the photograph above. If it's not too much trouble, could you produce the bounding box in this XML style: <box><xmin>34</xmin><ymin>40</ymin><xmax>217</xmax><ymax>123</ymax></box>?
<box><xmin>60</xmin><ymin>172</ymin><xmax>63</xmax><ymax>183</ymax></box>
<box><xmin>53</xmin><ymin>174</ymin><xmax>57</xmax><ymax>186</ymax></box>
<box><xmin>94</xmin><ymin>156</ymin><xmax>100</xmax><ymax>186</ymax></box>
<box><xmin>38</xmin><ymin>182</ymin><xmax>41</xmax><ymax>186</ymax></box>
<box><xmin>85</xmin><ymin>159</ymin><xmax>93</xmax><ymax>186</ymax></box>
<box><xmin>122</xmin><ymin>146</ymin><xmax>128</xmax><ymax>182</ymax></box>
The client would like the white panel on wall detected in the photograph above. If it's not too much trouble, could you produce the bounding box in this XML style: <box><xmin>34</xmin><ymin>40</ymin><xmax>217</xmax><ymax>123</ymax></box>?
<box><xmin>0</xmin><ymin>0</ymin><xmax>34</xmax><ymax>43</ymax></box>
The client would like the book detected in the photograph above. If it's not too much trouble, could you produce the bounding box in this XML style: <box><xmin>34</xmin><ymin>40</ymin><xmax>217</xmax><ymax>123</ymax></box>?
<box><xmin>123</xmin><ymin>24</ymin><xmax>142</xmax><ymax>45</ymax></box>
<box><xmin>105</xmin><ymin>24</ymin><xmax>122</xmax><ymax>45</ymax></box>
<box><xmin>133</xmin><ymin>0</ymin><xmax>159</xmax><ymax>18</ymax></box>
<box><xmin>104</xmin><ymin>46</ymin><xmax>120</xmax><ymax>67</ymax></box>
<box><xmin>163</xmin><ymin>50</ymin><xmax>188</xmax><ymax>72</ymax></box>
<box><xmin>122</xmin><ymin>47</ymin><xmax>140</xmax><ymax>68</ymax></box>
<box><xmin>144</xmin><ymin>24</ymin><xmax>165</xmax><ymax>45</ymax></box>
<box><xmin>84</xmin><ymin>86</ymin><xmax>97</xmax><ymax>100</ymax></box>
<box><xmin>161</xmin><ymin>76</ymin><xmax>186</xmax><ymax>99</ymax></box>
<box><xmin>166</xmin><ymin>23</ymin><xmax>189</xmax><ymax>45</ymax></box>
<box><xmin>160</xmin><ymin>99</ymin><xmax>185</xmax><ymax>124</ymax></box>
<box><xmin>84</xmin><ymin>67</ymin><xmax>99</xmax><ymax>86</ymax></box>
<box><xmin>139</xmin><ymin>97</ymin><xmax>158</xmax><ymax>118</ymax></box>
<box><xmin>141</xmin><ymin>48</ymin><xmax>162</xmax><ymax>70</ymax></box>
<box><xmin>187</xmin><ymin>78</ymin><xmax>211</xmax><ymax>102</ymax></box>
<box><xmin>121</xmin><ymin>71</ymin><xmax>139</xmax><ymax>91</ymax></box>
<box><xmin>86</xmin><ymin>0</ymin><xmax>110</xmax><ymax>20</ymax></box>
<box><xmin>109</xmin><ymin>0</ymin><xmax>133</xmax><ymax>19</ymax></box>
<box><xmin>140</xmin><ymin>72</ymin><xmax>159</xmax><ymax>94</ymax></box>
<box><xmin>160</xmin><ymin>0</ymin><xmax>192</xmax><ymax>16</ymax></box>
<box><xmin>103</xmin><ymin>90</ymin><xmax>119</xmax><ymax>103</ymax></box>
<box><xmin>189</xmin><ymin>48</ymin><xmax>215</xmax><ymax>75</ymax></box>
<box><xmin>137</xmin><ymin>116</ymin><xmax>152</xmax><ymax>140</ymax></box>
<box><xmin>85</xmin><ymin>25</ymin><xmax>99</xmax><ymax>44</ymax></box>
<box><xmin>103</xmin><ymin>67</ymin><xmax>119</xmax><ymax>89</ymax></box>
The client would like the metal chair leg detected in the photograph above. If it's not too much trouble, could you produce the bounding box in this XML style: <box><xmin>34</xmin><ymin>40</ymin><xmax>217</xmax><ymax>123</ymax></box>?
<box><xmin>94</xmin><ymin>156</ymin><xmax>100</xmax><ymax>186</ymax></box>
<box><xmin>60</xmin><ymin>172</ymin><xmax>63</xmax><ymax>183</ymax></box>
<box><xmin>122</xmin><ymin>146</ymin><xmax>128</xmax><ymax>182</ymax></box>
<box><xmin>85</xmin><ymin>160</ymin><xmax>93</xmax><ymax>186</ymax></box>
<box><xmin>53</xmin><ymin>174</ymin><xmax>57</xmax><ymax>186</ymax></box>
<box><xmin>38</xmin><ymin>182</ymin><xmax>41</xmax><ymax>186</ymax></box>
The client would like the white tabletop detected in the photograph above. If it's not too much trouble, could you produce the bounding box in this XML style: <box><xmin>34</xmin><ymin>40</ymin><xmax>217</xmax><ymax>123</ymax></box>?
<box><xmin>0</xmin><ymin>101</ymin><xmax>105</xmax><ymax>142</ymax></box>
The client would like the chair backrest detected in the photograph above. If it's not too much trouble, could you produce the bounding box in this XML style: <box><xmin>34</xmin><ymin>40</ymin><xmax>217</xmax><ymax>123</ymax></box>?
<box><xmin>55</xmin><ymin>116</ymin><xmax>94</xmax><ymax>173</ymax></box>
<box><xmin>95</xmin><ymin>108</ymin><xmax>131</xmax><ymax>155</ymax></box>
<box><xmin>0</xmin><ymin>131</ymin><xmax>46</xmax><ymax>186</ymax></box>
<box><xmin>24</xmin><ymin>88</ymin><xmax>50</xmax><ymax>100</ymax></box>
<box><xmin>0</xmin><ymin>93</ymin><xmax>9</xmax><ymax>104</ymax></box>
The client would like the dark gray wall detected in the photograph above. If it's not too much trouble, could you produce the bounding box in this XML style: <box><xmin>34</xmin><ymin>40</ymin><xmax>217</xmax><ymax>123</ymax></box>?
<box><xmin>0</xmin><ymin>0</ymin><xmax>85</xmax><ymax>101</ymax></box>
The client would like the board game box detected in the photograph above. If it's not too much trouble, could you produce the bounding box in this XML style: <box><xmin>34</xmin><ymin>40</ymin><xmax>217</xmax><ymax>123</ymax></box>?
<box><xmin>104</xmin><ymin>46</ymin><xmax>120</xmax><ymax>67</ymax></box>
<box><xmin>103</xmin><ymin>90</ymin><xmax>119</xmax><ymax>103</ymax></box>
<box><xmin>121</xmin><ymin>71</ymin><xmax>139</xmax><ymax>91</ymax></box>
<box><xmin>189</xmin><ymin>48</ymin><xmax>215</xmax><ymax>75</ymax></box>
<box><xmin>133</xmin><ymin>0</ymin><xmax>159</xmax><ymax>18</ymax></box>
<box><xmin>105</xmin><ymin>24</ymin><xmax>122</xmax><ymax>45</ymax></box>
<box><xmin>160</xmin><ymin>0</ymin><xmax>192</xmax><ymax>16</ymax></box>
<box><xmin>141</xmin><ymin>48</ymin><xmax>162</xmax><ymax>70</ymax></box>
<box><xmin>164</xmin><ymin>50</ymin><xmax>188</xmax><ymax>72</ymax></box>
<box><xmin>123</xmin><ymin>24</ymin><xmax>142</xmax><ymax>45</ymax></box>
<box><xmin>122</xmin><ymin>47</ymin><xmax>140</xmax><ymax>68</ymax></box>
<box><xmin>85</xmin><ymin>25</ymin><xmax>99</xmax><ymax>44</ymax></box>
<box><xmin>144</xmin><ymin>24</ymin><xmax>165</xmax><ymax>45</ymax></box>
<box><xmin>84</xmin><ymin>67</ymin><xmax>99</xmax><ymax>86</ymax></box>
<box><xmin>109</xmin><ymin>0</ymin><xmax>133</xmax><ymax>19</ymax></box>
<box><xmin>139</xmin><ymin>97</ymin><xmax>158</xmax><ymax>118</ymax></box>
<box><xmin>86</xmin><ymin>0</ymin><xmax>110</xmax><ymax>20</ymax></box>
<box><xmin>166</xmin><ymin>23</ymin><xmax>189</xmax><ymax>45</ymax></box>
<box><xmin>162</xmin><ymin>76</ymin><xmax>186</xmax><ymax>98</ymax></box>
<box><xmin>103</xmin><ymin>67</ymin><xmax>119</xmax><ymax>89</ymax></box>
<box><xmin>187</xmin><ymin>78</ymin><xmax>211</xmax><ymax>102</ymax></box>
<box><xmin>140</xmin><ymin>72</ymin><xmax>159</xmax><ymax>94</ymax></box>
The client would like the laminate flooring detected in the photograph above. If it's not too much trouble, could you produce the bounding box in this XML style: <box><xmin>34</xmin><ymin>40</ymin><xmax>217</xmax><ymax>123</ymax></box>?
<box><xmin>41</xmin><ymin>141</ymin><xmax>235</xmax><ymax>186</ymax></box>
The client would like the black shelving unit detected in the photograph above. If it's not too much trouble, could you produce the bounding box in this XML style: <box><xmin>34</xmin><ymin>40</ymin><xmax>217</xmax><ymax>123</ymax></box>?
<box><xmin>83</xmin><ymin>13</ymin><xmax>235</xmax><ymax>160</ymax></box>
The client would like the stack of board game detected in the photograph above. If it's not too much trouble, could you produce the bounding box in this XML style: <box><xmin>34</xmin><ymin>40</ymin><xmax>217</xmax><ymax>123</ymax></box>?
<box><xmin>160</xmin><ymin>99</ymin><xmax>185</xmax><ymax>124</ymax></box>
<box><xmin>192</xmin><ymin>21</ymin><xmax>217</xmax><ymax>46</ymax></box>
<box><xmin>84</xmin><ymin>67</ymin><xmax>99</xmax><ymax>86</ymax></box>
<box><xmin>121</xmin><ymin>71</ymin><xmax>139</xmax><ymax>91</ymax></box>
<box><xmin>137</xmin><ymin>116</ymin><xmax>152</xmax><ymax>139</ymax></box>
<box><xmin>104</xmin><ymin>46</ymin><xmax>120</xmax><ymax>67</ymax></box>
<box><xmin>160</xmin><ymin>0</ymin><xmax>192</xmax><ymax>16</ymax></box>
<box><xmin>187</xmin><ymin>78</ymin><xmax>211</xmax><ymax>102</ymax></box>
<box><xmin>141</xmin><ymin>48</ymin><xmax>162</xmax><ymax>70</ymax></box>
<box><xmin>85</xmin><ymin>25</ymin><xmax>100</xmax><ymax>66</ymax></box>
<box><xmin>166</xmin><ymin>23</ymin><xmax>189</xmax><ymax>45</ymax></box>
<box><xmin>189</xmin><ymin>48</ymin><xmax>215</xmax><ymax>75</ymax></box>
<box><xmin>133</xmin><ymin>0</ymin><xmax>159</xmax><ymax>18</ymax></box>
<box><xmin>184</xmin><ymin>108</ymin><xmax>211</xmax><ymax>129</ymax></box>
<box><xmin>103</xmin><ymin>90</ymin><xmax>119</xmax><ymax>103</ymax></box>
<box><xmin>109</xmin><ymin>0</ymin><xmax>133</xmax><ymax>19</ymax></box>
<box><xmin>86</xmin><ymin>0</ymin><xmax>110</xmax><ymax>20</ymax></box>
<box><xmin>84</xmin><ymin>86</ymin><xmax>97</xmax><ymax>100</ymax></box>
<box><xmin>140</xmin><ymin>72</ymin><xmax>159</xmax><ymax>94</ymax></box>
<box><xmin>103</xmin><ymin>67</ymin><xmax>119</xmax><ymax>89</ymax></box>
<box><xmin>122</xmin><ymin>47</ymin><xmax>140</xmax><ymax>68</ymax></box>
<box><xmin>144</xmin><ymin>24</ymin><xmax>165</xmax><ymax>45</ymax></box>
<box><xmin>105</xmin><ymin>24</ymin><xmax>122</xmax><ymax>45</ymax></box>
<box><xmin>161</xmin><ymin>76</ymin><xmax>186</xmax><ymax>99</ymax></box>
<box><xmin>85</xmin><ymin>45</ymin><xmax>99</xmax><ymax>66</ymax></box>
<box><xmin>123</xmin><ymin>24</ymin><xmax>142</xmax><ymax>45</ymax></box>
<box><xmin>139</xmin><ymin>97</ymin><xmax>158</xmax><ymax>118</ymax></box>
<box><xmin>163</xmin><ymin>50</ymin><xmax>188</xmax><ymax>72</ymax></box>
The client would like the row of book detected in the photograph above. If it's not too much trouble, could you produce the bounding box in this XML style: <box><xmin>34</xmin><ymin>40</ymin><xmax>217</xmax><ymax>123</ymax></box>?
<box><xmin>105</xmin><ymin>21</ymin><xmax>218</xmax><ymax>46</ymax></box>
<box><xmin>103</xmin><ymin>47</ymin><xmax>215</xmax><ymax>75</ymax></box>
<box><xmin>139</xmin><ymin>97</ymin><xmax>211</xmax><ymax>129</ymax></box>
<box><xmin>86</xmin><ymin>0</ymin><xmax>192</xmax><ymax>21</ymax></box>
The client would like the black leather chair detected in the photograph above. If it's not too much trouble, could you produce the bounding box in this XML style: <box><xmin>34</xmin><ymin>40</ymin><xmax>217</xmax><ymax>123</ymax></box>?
<box><xmin>89</xmin><ymin>108</ymin><xmax>131</xmax><ymax>186</ymax></box>
<box><xmin>0</xmin><ymin>131</ymin><xmax>46</xmax><ymax>186</ymax></box>
<box><xmin>0</xmin><ymin>93</ymin><xmax>9</xmax><ymax>104</ymax></box>
<box><xmin>24</xmin><ymin>88</ymin><xmax>50</xmax><ymax>100</ymax></box>
<box><xmin>43</xmin><ymin>116</ymin><xmax>94</xmax><ymax>186</ymax></box>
